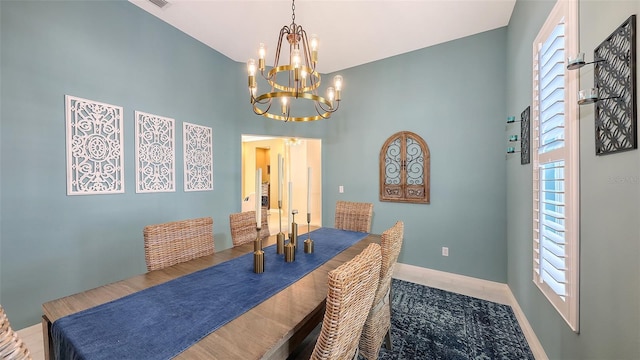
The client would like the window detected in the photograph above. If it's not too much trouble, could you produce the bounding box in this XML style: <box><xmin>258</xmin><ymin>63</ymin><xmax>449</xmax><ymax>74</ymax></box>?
<box><xmin>532</xmin><ymin>0</ymin><xmax>579</xmax><ymax>332</ymax></box>
<box><xmin>379</xmin><ymin>131</ymin><xmax>430</xmax><ymax>204</ymax></box>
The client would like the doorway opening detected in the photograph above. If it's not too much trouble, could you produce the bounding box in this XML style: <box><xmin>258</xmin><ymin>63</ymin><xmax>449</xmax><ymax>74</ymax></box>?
<box><xmin>241</xmin><ymin>135</ymin><xmax>322</xmax><ymax>234</ymax></box>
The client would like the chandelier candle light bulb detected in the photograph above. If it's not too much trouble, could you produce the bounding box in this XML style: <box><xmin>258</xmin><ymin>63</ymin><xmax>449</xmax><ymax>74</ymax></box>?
<box><xmin>310</xmin><ymin>34</ymin><xmax>318</xmax><ymax>63</ymax></box>
<box><xmin>258</xmin><ymin>43</ymin><xmax>266</xmax><ymax>70</ymax></box>
<box><xmin>247</xmin><ymin>59</ymin><xmax>257</xmax><ymax>95</ymax></box>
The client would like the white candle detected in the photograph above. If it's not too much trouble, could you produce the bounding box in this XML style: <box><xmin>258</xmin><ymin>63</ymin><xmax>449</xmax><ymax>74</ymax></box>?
<box><xmin>256</xmin><ymin>168</ymin><xmax>262</xmax><ymax>227</ymax></box>
<box><xmin>307</xmin><ymin>167</ymin><xmax>311</xmax><ymax>214</ymax></box>
<box><xmin>288</xmin><ymin>181</ymin><xmax>292</xmax><ymax>233</ymax></box>
<box><xmin>278</xmin><ymin>154</ymin><xmax>283</xmax><ymax>202</ymax></box>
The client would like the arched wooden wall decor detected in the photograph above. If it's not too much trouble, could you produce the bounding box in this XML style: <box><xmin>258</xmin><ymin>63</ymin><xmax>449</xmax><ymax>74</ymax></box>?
<box><xmin>379</xmin><ymin>131</ymin><xmax>430</xmax><ymax>204</ymax></box>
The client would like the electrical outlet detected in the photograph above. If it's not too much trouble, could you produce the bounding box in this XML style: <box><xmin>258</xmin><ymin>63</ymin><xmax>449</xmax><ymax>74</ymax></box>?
<box><xmin>442</xmin><ymin>247</ymin><xmax>449</xmax><ymax>256</ymax></box>
<box><xmin>339</xmin><ymin>185</ymin><xmax>344</xmax><ymax>193</ymax></box>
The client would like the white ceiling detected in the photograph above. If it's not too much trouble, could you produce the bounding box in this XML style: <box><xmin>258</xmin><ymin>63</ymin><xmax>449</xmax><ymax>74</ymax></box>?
<box><xmin>129</xmin><ymin>0</ymin><xmax>516</xmax><ymax>74</ymax></box>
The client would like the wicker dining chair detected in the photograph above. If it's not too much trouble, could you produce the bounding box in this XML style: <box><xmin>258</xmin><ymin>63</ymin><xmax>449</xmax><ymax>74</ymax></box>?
<box><xmin>334</xmin><ymin>201</ymin><xmax>374</xmax><ymax>233</ymax></box>
<box><xmin>358</xmin><ymin>221</ymin><xmax>405</xmax><ymax>359</ymax></box>
<box><xmin>143</xmin><ymin>217</ymin><xmax>215</xmax><ymax>271</ymax></box>
<box><xmin>0</xmin><ymin>305</ymin><xmax>31</xmax><ymax>360</ymax></box>
<box><xmin>310</xmin><ymin>243</ymin><xmax>382</xmax><ymax>360</ymax></box>
<box><xmin>229</xmin><ymin>209</ymin><xmax>270</xmax><ymax>247</ymax></box>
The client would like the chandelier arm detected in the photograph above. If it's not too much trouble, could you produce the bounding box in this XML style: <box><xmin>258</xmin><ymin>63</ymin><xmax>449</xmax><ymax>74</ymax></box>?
<box><xmin>252</xmin><ymin>99</ymin><xmax>273</xmax><ymax>116</ymax></box>
<box><xmin>253</xmin><ymin>96</ymin><xmax>273</xmax><ymax>105</ymax></box>
<box><xmin>313</xmin><ymin>102</ymin><xmax>333</xmax><ymax>119</ymax></box>
<box><xmin>315</xmin><ymin>99</ymin><xmax>340</xmax><ymax>114</ymax></box>
<box><xmin>284</xmin><ymin>102</ymin><xmax>291</xmax><ymax>122</ymax></box>
<box><xmin>273</xmin><ymin>26</ymin><xmax>290</xmax><ymax>69</ymax></box>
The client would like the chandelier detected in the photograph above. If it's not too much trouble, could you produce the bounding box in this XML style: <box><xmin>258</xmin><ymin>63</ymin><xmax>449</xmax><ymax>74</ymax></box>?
<box><xmin>247</xmin><ymin>0</ymin><xmax>343</xmax><ymax>122</ymax></box>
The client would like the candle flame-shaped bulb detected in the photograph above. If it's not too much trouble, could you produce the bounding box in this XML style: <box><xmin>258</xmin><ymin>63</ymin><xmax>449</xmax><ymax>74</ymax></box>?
<box><xmin>291</xmin><ymin>49</ymin><xmax>301</xmax><ymax>69</ymax></box>
<box><xmin>310</xmin><ymin>34</ymin><xmax>318</xmax><ymax>51</ymax></box>
<box><xmin>333</xmin><ymin>75</ymin><xmax>342</xmax><ymax>101</ymax></box>
<box><xmin>333</xmin><ymin>75</ymin><xmax>343</xmax><ymax>91</ymax></box>
<box><xmin>281</xmin><ymin>97</ymin><xmax>288</xmax><ymax>114</ymax></box>
<box><xmin>247</xmin><ymin>58</ymin><xmax>256</xmax><ymax>76</ymax></box>
<box><xmin>326</xmin><ymin>86</ymin><xmax>335</xmax><ymax>108</ymax></box>
<box><xmin>309</xmin><ymin>34</ymin><xmax>318</xmax><ymax>63</ymax></box>
<box><xmin>257</xmin><ymin>43</ymin><xmax>266</xmax><ymax>70</ymax></box>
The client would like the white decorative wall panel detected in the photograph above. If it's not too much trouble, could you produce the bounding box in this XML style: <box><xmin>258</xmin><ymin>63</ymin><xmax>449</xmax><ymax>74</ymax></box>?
<box><xmin>65</xmin><ymin>95</ymin><xmax>124</xmax><ymax>195</ymax></box>
<box><xmin>183</xmin><ymin>122</ymin><xmax>213</xmax><ymax>191</ymax></box>
<box><xmin>135</xmin><ymin>111</ymin><xmax>175</xmax><ymax>193</ymax></box>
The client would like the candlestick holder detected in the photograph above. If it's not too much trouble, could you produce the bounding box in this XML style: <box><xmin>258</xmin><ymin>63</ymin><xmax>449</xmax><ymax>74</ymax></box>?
<box><xmin>284</xmin><ymin>241</ymin><xmax>295</xmax><ymax>262</ymax></box>
<box><xmin>253</xmin><ymin>227</ymin><xmax>264</xmax><ymax>273</ymax></box>
<box><xmin>304</xmin><ymin>212</ymin><xmax>314</xmax><ymax>254</ymax></box>
<box><xmin>290</xmin><ymin>210</ymin><xmax>298</xmax><ymax>252</ymax></box>
<box><xmin>276</xmin><ymin>200</ymin><xmax>284</xmax><ymax>254</ymax></box>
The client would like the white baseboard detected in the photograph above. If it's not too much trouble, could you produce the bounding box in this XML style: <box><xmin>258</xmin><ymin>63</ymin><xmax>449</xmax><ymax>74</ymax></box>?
<box><xmin>505</xmin><ymin>288</ymin><xmax>548</xmax><ymax>360</ymax></box>
<box><xmin>393</xmin><ymin>262</ymin><xmax>548</xmax><ymax>360</ymax></box>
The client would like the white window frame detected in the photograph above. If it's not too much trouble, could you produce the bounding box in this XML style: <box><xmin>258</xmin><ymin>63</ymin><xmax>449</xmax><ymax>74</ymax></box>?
<box><xmin>532</xmin><ymin>0</ymin><xmax>580</xmax><ymax>332</ymax></box>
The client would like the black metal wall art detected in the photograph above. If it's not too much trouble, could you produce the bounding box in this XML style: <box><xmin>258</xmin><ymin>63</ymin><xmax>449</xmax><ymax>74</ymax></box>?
<box><xmin>521</xmin><ymin>106</ymin><xmax>531</xmax><ymax>164</ymax></box>
<box><xmin>594</xmin><ymin>15</ymin><xmax>637</xmax><ymax>155</ymax></box>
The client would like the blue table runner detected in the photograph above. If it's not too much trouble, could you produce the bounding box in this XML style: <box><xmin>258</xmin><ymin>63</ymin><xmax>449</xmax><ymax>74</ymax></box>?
<box><xmin>51</xmin><ymin>228</ymin><xmax>368</xmax><ymax>360</ymax></box>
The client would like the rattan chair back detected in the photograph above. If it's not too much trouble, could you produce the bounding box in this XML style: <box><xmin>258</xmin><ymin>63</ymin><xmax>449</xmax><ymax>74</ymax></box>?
<box><xmin>229</xmin><ymin>209</ymin><xmax>269</xmax><ymax>247</ymax></box>
<box><xmin>143</xmin><ymin>217</ymin><xmax>215</xmax><ymax>271</ymax></box>
<box><xmin>311</xmin><ymin>243</ymin><xmax>382</xmax><ymax>360</ymax></box>
<box><xmin>334</xmin><ymin>201</ymin><xmax>373</xmax><ymax>233</ymax></box>
<box><xmin>0</xmin><ymin>305</ymin><xmax>31</xmax><ymax>360</ymax></box>
<box><xmin>359</xmin><ymin>221</ymin><xmax>405</xmax><ymax>359</ymax></box>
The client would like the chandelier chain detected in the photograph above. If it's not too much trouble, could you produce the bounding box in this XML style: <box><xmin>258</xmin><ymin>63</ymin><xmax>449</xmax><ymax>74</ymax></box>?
<box><xmin>291</xmin><ymin>0</ymin><xmax>295</xmax><ymax>24</ymax></box>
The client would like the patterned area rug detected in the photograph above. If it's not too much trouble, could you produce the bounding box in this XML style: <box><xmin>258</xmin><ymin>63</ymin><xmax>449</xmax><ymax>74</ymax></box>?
<box><xmin>374</xmin><ymin>279</ymin><xmax>535</xmax><ymax>360</ymax></box>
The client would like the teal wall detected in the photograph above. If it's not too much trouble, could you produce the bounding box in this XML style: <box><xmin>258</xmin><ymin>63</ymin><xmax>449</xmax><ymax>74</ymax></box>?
<box><xmin>506</xmin><ymin>1</ymin><xmax>640</xmax><ymax>359</ymax></box>
<box><xmin>1</xmin><ymin>0</ymin><xmax>244</xmax><ymax>327</ymax></box>
<box><xmin>322</xmin><ymin>29</ymin><xmax>508</xmax><ymax>283</ymax></box>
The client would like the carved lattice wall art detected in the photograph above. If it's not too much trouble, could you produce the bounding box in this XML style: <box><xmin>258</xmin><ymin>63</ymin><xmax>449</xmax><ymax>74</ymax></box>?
<box><xmin>183</xmin><ymin>122</ymin><xmax>213</xmax><ymax>191</ymax></box>
<box><xmin>521</xmin><ymin>106</ymin><xmax>531</xmax><ymax>165</ymax></box>
<box><xmin>65</xmin><ymin>95</ymin><xmax>124</xmax><ymax>195</ymax></box>
<box><xmin>594</xmin><ymin>15</ymin><xmax>637</xmax><ymax>155</ymax></box>
<box><xmin>135</xmin><ymin>111</ymin><xmax>175</xmax><ymax>193</ymax></box>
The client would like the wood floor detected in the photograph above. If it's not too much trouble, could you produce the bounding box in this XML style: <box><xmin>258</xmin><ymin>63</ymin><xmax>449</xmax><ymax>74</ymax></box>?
<box><xmin>17</xmin><ymin>262</ymin><xmax>547</xmax><ymax>360</ymax></box>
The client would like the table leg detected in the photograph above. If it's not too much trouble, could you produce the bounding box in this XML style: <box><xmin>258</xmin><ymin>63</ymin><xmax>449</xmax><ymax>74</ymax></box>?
<box><xmin>42</xmin><ymin>315</ymin><xmax>53</xmax><ymax>360</ymax></box>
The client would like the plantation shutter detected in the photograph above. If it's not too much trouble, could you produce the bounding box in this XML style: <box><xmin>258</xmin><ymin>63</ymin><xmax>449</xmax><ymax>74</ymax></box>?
<box><xmin>532</xmin><ymin>0</ymin><xmax>579</xmax><ymax>332</ymax></box>
<box><xmin>534</xmin><ymin>20</ymin><xmax>568</xmax><ymax>299</ymax></box>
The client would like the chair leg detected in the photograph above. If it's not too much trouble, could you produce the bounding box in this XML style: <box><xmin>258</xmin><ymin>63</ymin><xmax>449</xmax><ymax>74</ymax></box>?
<box><xmin>384</xmin><ymin>329</ymin><xmax>392</xmax><ymax>350</ymax></box>
<box><xmin>385</xmin><ymin>285</ymin><xmax>394</xmax><ymax>350</ymax></box>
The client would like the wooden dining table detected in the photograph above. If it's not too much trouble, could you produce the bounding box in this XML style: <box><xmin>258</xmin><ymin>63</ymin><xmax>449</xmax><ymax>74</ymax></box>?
<box><xmin>41</xmin><ymin>228</ymin><xmax>379</xmax><ymax>360</ymax></box>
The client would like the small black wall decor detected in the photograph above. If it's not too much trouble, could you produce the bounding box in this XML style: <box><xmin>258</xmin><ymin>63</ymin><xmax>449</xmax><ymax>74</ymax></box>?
<box><xmin>521</xmin><ymin>106</ymin><xmax>531</xmax><ymax>165</ymax></box>
<box><xmin>594</xmin><ymin>15</ymin><xmax>637</xmax><ymax>155</ymax></box>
